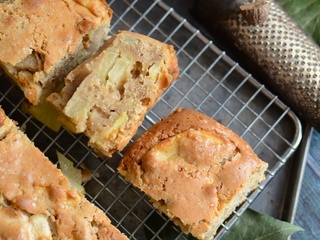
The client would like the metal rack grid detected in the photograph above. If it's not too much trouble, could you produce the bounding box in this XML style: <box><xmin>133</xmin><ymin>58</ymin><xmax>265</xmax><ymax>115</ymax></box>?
<box><xmin>0</xmin><ymin>0</ymin><xmax>302</xmax><ymax>239</ymax></box>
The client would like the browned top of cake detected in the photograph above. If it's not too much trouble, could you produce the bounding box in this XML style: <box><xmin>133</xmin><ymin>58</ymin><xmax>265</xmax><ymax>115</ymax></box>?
<box><xmin>0</xmin><ymin>107</ymin><xmax>127</xmax><ymax>239</ymax></box>
<box><xmin>120</xmin><ymin>108</ymin><xmax>263</xmax><ymax>166</ymax></box>
<box><xmin>118</xmin><ymin>108</ymin><xmax>267</xmax><ymax>237</ymax></box>
<box><xmin>0</xmin><ymin>0</ymin><xmax>112</xmax><ymax>69</ymax></box>
<box><xmin>0</xmin><ymin>108</ymin><xmax>16</xmax><ymax>139</ymax></box>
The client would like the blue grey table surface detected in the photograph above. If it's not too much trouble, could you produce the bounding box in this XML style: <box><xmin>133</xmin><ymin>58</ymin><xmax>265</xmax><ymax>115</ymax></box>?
<box><xmin>291</xmin><ymin>129</ymin><xmax>320</xmax><ymax>240</ymax></box>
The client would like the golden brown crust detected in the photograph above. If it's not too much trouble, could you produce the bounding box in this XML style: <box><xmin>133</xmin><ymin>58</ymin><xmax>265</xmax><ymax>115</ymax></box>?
<box><xmin>0</xmin><ymin>108</ymin><xmax>16</xmax><ymax>140</ymax></box>
<box><xmin>0</xmin><ymin>0</ymin><xmax>112</xmax><ymax>67</ymax></box>
<box><xmin>0</xmin><ymin>108</ymin><xmax>6</xmax><ymax>129</ymax></box>
<box><xmin>119</xmin><ymin>108</ymin><xmax>257</xmax><ymax>166</ymax></box>
<box><xmin>118</xmin><ymin>108</ymin><xmax>268</xmax><ymax>239</ymax></box>
<box><xmin>0</xmin><ymin>107</ymin><xmax>127</xmax><ymax>239</ymax></box>
<box><xmin>0</xmin><ymin>0</ymin><xmax>112</xmax><ymax>104</ymax></box>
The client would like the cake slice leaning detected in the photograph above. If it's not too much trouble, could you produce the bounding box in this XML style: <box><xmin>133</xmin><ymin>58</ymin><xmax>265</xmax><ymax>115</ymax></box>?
<box><xmin>118</xmin><ymin>108</ymin><xmax>268</xmax><ymax>240</ymax></box>
<box><xmin>0</xmin><ymin>0</ymin><xmax>113</xmax><ymax>105</ymax></box>
<box><xmin>0</xmin><ymin>107</ymin><xmax>127</xmax><ymax>240</ymax></box>
<box><xmin>47</xmin><ymin>30</ymin><xmax>179</xmax><ymax>157</ymax></box>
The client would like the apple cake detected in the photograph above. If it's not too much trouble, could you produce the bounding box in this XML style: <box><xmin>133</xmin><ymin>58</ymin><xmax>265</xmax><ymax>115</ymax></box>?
<box><xmin>48</xmin><ymin>30</ymin><xmax>179</xmax><ymax>157</ymax></box>
<box><xmin>118</xmin><ymin>108</ymin><xmax>268</xmax><ymax>239</ymax></box>
<box><xmin>0</xmin><ymin>107</ymin><xmax>127</xmax><ymax>239</ymax></box>
<box><xmin>0</xmin><ymin>0</ymin><xmax>113</xmax><ymax>104</ymax></box>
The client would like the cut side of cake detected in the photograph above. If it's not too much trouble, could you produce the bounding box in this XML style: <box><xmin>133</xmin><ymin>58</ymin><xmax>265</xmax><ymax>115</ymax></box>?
<box><xmin>48</xmin><ymin>30</ymin><xmax>179</xmax><ymax>157</ymax></box>
<box><xmin>0</xmin><ymin>107</ymin><xmax>127</xmax><ymax>240</ymax></box>
<box><xmin>0</xmin><ymin>0</ymin><xmax>113</xmax><ymax>104</ymax></box>
<box><xmin>118</xmin><ymin>108</ymin><xmax>268</xmax><ymax>240</ymax></box>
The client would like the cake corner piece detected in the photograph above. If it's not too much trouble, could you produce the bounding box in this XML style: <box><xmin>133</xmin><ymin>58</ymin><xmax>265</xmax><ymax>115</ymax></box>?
<box><xmin>118</xmin><ymin>108</ymin><xmax>268</xmax><ymax>239</ymax></box>
<box><xmin>0</xmin><ymin>0</ymin><xmax>113</xmax><ymax>105</ymax></box>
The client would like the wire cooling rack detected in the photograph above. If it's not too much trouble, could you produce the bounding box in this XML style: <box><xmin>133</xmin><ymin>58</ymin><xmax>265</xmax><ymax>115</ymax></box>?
<box><xmin>0</xmin><ymin>0</ymin><xmax>302</xmax><ymax>239</ymax></box>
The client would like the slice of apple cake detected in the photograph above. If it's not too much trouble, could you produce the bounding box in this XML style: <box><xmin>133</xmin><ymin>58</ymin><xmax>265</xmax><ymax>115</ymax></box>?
<box><xmin>48</xmin><ymin>30</ymin><xmax>179</xmax><ymax>157</ymax></box>
<box><xmin>0</xmin><ymin>0</ymin><xmax>113</xmax><ymax>104</ymax></box>
<box><xmin>0</xmin><ymin>107</ymin><xmax>128</xmax><ymax>239</ymax></box>
<box><xmin>118</xmin><ymin>108</ymin><xmax>268</xmax><ymax>240</ymax></box>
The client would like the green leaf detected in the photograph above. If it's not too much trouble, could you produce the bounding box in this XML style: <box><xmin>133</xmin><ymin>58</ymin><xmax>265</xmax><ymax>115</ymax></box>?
<box><xmin>222</xmin><ymin>208</ymin><xmax>304</xmax><ymax>240</ymax></box>
<box><xmin>278</xmin><ymin>0</ymin><xmax>320</xmax><ymax>45</ymax></box>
